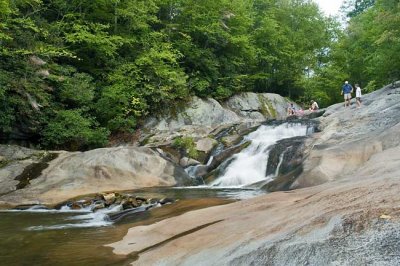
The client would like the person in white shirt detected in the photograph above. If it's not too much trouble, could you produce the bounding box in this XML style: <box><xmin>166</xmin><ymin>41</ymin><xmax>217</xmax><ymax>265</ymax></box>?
<box><xmin>355</xmin><ymin>84</ymin><xmax>362</xmax><ymax>107</ymax></box>
<box><xmin>309</xmin><ymin>100</ymin><xmax>319</xmax><ymax>111</ymax></box>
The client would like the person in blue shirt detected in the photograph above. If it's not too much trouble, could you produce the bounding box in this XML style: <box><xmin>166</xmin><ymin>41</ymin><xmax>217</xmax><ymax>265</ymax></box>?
<box><xmin>341</xmin><ymin>81</ymin><xmax>353</xmax><ymax>107</ymax></box>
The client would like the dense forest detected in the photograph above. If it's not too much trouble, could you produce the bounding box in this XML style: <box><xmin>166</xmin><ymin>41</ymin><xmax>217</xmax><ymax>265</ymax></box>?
<box><xmin>0</xmin><ymin>0</ymin><xmax>399</xmax><ymax>150</ymax></box>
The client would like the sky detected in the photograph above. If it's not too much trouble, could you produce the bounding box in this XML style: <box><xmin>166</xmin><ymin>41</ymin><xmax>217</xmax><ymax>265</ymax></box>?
<box><xmin>314</xmin><ymin>0</ymin><xmax>344</xmax><ymax>16</ymax></box>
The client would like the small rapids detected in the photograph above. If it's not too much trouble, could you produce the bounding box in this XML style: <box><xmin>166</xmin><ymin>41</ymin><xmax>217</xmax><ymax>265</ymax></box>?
<box><xmin>210</xmin><ymin>123</ymin><xmax>310</xmax><ymax>187</ymax></box>
<box><xmin>1</xmin><ymin>203</ymin><xmax>122</xmax><ymax>230</ymax></box>
<box><xmin>1</xmin><ymin>197</ymin><xmax>163</xmax><ymax>231</ymax></box>
<box><xmin>25</xmin><ymin>206</ymin><xmax>119</xmax><ymax>231</ymax></box>
<box><xmin>0</xmin><ymin>187</ymin><xmax>261</xmax><ymax>231</ymax></box>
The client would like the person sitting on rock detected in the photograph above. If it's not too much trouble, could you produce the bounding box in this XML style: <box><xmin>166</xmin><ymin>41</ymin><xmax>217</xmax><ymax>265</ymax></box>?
<box><xmin>296</xmin><ymin>108</ymin><xmax>304</xmax><ymax>116</ymax></box>
<box><xmin>287</xmin><ymin>103</ymin><xmax>295</xmax><ymax>116</ymax></box>
<box><xmin>309</xmin><ymin>100</ymin><xmax>319</xmax><ymax>111</ymax></box>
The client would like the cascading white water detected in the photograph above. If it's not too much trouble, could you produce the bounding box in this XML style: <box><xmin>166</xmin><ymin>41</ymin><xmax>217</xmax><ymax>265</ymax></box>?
<box><xmin>23</xmin><ymin>204</ymin><xmax>120</xmax><ymax>230</ymax></box>
<box><xmin>210</xmin><ymin>123</ymin><xmax>309</xmax><ymax>187</ymax></box>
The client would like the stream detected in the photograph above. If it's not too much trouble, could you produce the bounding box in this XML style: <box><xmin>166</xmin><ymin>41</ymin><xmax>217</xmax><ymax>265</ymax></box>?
<box><xmin>0</xmin><ymin>188</ymin><xmax>261</xmax><ymax>265</ymax></box>
<box><xmin>0</xmin><ymin>122</ymin><xmax>313</xmax><ymax>265</ymax></box>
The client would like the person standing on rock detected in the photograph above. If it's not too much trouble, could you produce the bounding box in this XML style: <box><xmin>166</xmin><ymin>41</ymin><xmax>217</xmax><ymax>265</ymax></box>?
<box><xmin>355</xmin><ymin>84</ymin><xmax>362</xmax><ymax>108</ymax></box>
<box><xmin>341</xmin><ymin>81</ymin><xmax>353</xmax><ymax>107</ymax></box>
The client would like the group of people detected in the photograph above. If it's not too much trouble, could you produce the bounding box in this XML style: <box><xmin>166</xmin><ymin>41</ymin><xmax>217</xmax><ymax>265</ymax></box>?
<box><xmin>342</xmin><ymin>81</ymin><xmax>362</xmax><ymax>108</ymax></box>
<box><xmin>287</xmin><ymin>100</ymin><xmax>318</xmax><ymax>116</ymax></box>
<box><xmin>287</xmin><ymin>80</ymin><xmax>363</xmax><ymax>117</ymax></box>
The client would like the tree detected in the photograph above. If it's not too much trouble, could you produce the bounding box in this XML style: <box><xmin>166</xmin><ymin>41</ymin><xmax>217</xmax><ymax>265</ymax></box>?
<box><xmin>2</xmin><ymin>0</ymin><xmax>366</xmax><ymax>148</ymax></box>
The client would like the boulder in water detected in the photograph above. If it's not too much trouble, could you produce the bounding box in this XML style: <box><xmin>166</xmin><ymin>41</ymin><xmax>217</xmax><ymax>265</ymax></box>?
<box><xmin>266</xmin><ymin>136</ymin><xmax>307</xmax><ymax>177</ymax></box>
<box><xmin>159</xmin><ymin>198</ymin><xmax>174</xmax><ymax>205</ymax></box>
<box><xmin>135</xmin><ymin>196</ymin><xmax>147</xmax><ymax>205</ymax></box>
<box><xmin>69</xmin><ymin>202</ymin><xmax>82</xmax><ymax>210</ymax></box>
<box><xmin>92</xmin><ymin>202</ymin><xmax>105</xmax><ymax>212</ymax></box>
<box><xmin>262</xmin><ymin>167</ymin><xmax>303</xmax><ymax>191</ymax></box>
<box><xmin>146</xmin><ymin>198</ymin><xmax>159</xmax><ymax>204</ymax></box>
<box><xmin>121</xmin><ymin>200</ymin><xmax>134</xmax><ymax>210</ymax></box>
<box><xmin>102</xmin><ymin>193</ymin><xmax>116</xmax><ymax>205</ymax></box>
<box><xmin>179</xmin><ymin>157</ymin><xmax>201</xmax><ymax>168</ymax></box>
<box><xmin>195</xmin><ymin>138</ymin><xmax>217</xmax><ymax>153</ymax></box>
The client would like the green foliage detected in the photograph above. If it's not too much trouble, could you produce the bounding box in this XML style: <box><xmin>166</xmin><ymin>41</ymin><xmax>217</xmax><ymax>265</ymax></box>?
<box><xmin>95</xmin><ymin>79</ymin><xmax>141</xmax><ymax>133</ymax></box>
<box><xmin>320</xmin><ymin>0</ymin><xmax>400</xmax><ymax>97</ymax></box>
<box><xmin>42</xmin><ymin>110</ymin><xmax>109</xmax><ymax>151</ymax></box>
<box><xmin>2</xmin><ymin>0</ymin><xmax>398</xmax><ymax>150</ymax></box>
<box><xmin>296</xmin><ymin>64</ymin><xmax>347</xmax><ymax>107</ymax></box>
<box><xmin>343</xmin><ymin>0</ymin><xmax>376</xmax><ymax>17</ymax></box>
<box><xmin>173</xmin><ymin>136</ymin><xmax>198</xmax><ymax>159</ymax></box>
<box><xmin>57</xmin><ymin>73</ymin><xmax>95</xmax><ymax>108</ymax></box>
<box><xmin>364</xmin><ymin>80</ymin><xmax>377</xmax><ymax>93</ymax></box>
<box><xmin>96</xmin><ymin>38</ymin><xmax>188</xmax><ymax>132</ymax></box>
<box><xmin>159</xmin><ymin>0</ymin><xmax>257</xmax><ymax>97</ymax></box>
<box><xmin>63</xmin><ymin>22</ymin><xmax>123</xmax><ymax>58</ymax></box>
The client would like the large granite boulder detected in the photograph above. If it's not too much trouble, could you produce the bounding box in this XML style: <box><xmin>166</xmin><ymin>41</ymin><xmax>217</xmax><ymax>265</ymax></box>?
<box><xmin>144</xmin><ymin>93</ymin><xmax>293</xmax><ymax>134</ymax></box>
<box><xmin>0</xmin><ymin>146</ymin><xmax>191</xmax><ymax>206</ymax></box>
<box><xmin>144</xmin><ymin>96</ymin><xmax>241</xmax><ymax>132</ymax></box>
<box><xmin>225</xmin><ymin>92</ymin><xmax>296</xmax><ymax>120</ymax></box>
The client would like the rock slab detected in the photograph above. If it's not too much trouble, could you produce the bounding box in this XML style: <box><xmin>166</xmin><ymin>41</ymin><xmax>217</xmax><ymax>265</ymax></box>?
<box><xmin>0</xmin><ymin>146</ymin><xmax>191</xmax><ymax>206</ymax></box>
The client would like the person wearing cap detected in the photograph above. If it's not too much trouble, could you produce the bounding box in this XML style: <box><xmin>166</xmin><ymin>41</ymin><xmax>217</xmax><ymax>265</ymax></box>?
<box><xmin>341</xmin><ymin>81</ymin><xmax>353</xmax><ymax>107</ymax></box>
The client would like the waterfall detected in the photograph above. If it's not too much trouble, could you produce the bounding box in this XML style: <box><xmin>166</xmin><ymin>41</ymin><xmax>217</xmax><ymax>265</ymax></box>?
<box><xmin>210</xmin><ymin>123</ymin><xmax>309</xmax><ymax>187</ymax></box>
<box><xmin>274</xmin><ymin>150</ymin><xmax>286</xmax><ymax>177</ymax></box>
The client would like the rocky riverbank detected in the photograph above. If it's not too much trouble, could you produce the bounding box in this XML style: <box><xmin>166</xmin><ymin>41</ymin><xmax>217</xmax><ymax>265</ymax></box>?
<box><xmin>106</xmin><ymin>81</ymin><xmax>400</xmax><ymax>265</ymax></box>
<box><xmin>0</xmin><ymin>92</ymin><xmax>296</xmax><ymax>207</ymax></box>
<box><xmin>0</xmin><ymin>146</ymin><xmax>192</xmax><ymax>206</ymax></box>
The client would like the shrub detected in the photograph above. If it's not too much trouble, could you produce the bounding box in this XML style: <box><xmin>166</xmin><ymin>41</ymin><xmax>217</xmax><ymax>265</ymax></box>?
<box><xmin>173</xmin><ymin>136</ymin><xmax>198</xmax><ymax>159</ymax></box>
<box><xmin>42</xmin><ymin>109</ymin><xmax>109</xmax><ymax>151</ymax></box>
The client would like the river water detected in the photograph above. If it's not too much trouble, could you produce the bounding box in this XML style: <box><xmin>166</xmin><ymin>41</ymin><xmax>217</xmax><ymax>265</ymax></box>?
<box><xmin>0</xmin><ymin>188</ymin><xmax>261</xmax><ymax>265</ymax></box>
<box><xmin>0</xmin><ymin>122</ymin><xmax>312</xmax><ymax>265</ymax></box>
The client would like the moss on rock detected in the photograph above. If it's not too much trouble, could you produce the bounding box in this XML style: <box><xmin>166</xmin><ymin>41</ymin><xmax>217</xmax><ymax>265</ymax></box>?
<box><xmin>258</xmin><ymin>95</ymin><xmax>277</xmax><ymax>118</ymax></box>
<box><xmin>173</xmin><ymin>136</ymin><xmax>199</xmax><ymax>159</ymax></box>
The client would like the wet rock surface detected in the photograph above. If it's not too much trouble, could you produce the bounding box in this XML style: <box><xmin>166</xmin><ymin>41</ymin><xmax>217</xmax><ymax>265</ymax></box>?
<box><xmin>266</xmin><ymin>136</ymin><xmax>307</xmax><ymax>177</ymax></box>
<box><xmin>262</xmin><ymin>136</ymin><xmax>307</xmax><ymax>191</ymax></box>
<box><xmin>53</xmin><ymin>192</ymin><xmax>176</xmax><ymax>222</ymax></box>
<box><xmin>106</xmin><ymin>82</ymin><xmax>400</xmax><ymax>265</ymax></box>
